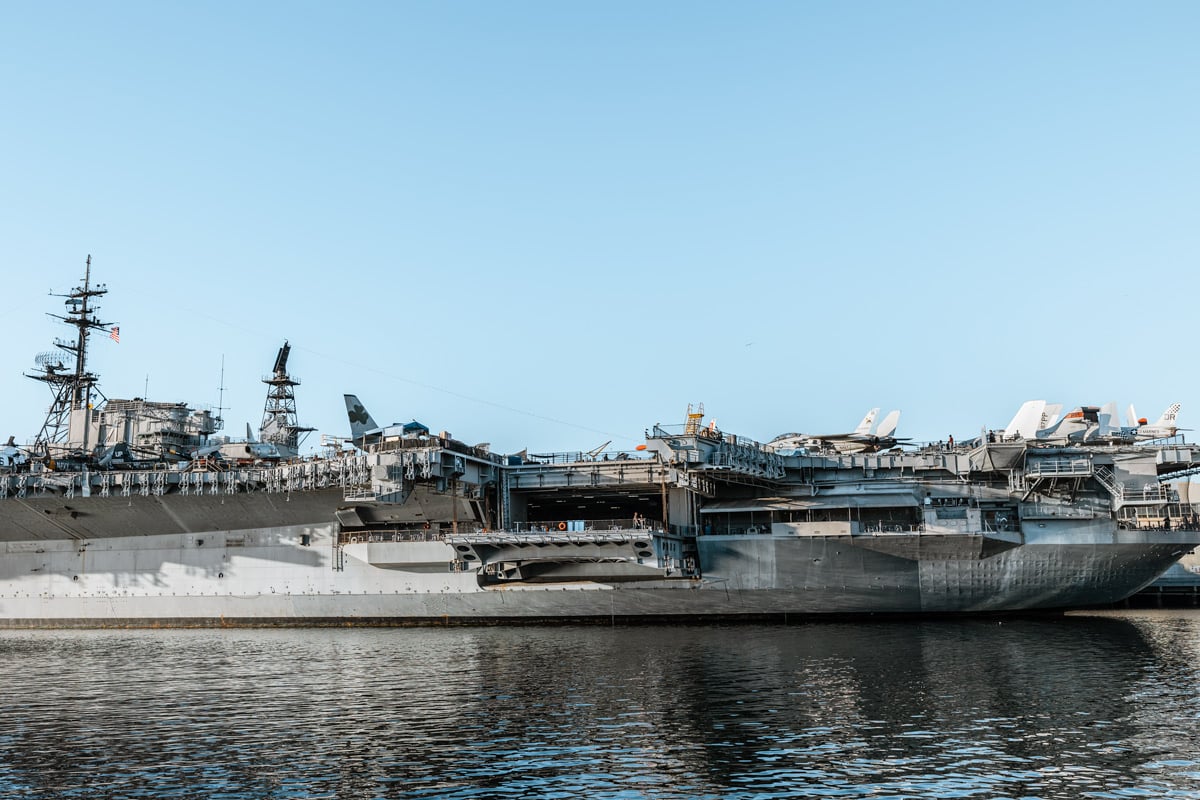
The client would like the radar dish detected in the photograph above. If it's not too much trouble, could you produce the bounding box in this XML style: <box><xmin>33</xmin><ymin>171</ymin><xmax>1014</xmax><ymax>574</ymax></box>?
<box><xmin>34</xmin><ymin>351</ymin><xmax>72</xmax><ymax>370</ymax></box>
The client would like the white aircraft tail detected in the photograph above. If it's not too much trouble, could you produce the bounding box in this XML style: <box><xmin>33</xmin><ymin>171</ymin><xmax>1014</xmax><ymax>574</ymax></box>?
<box><xmin>1128</xmin><ymin>404</ymin><xmax>1142</xmax><ymax>427</ymax></box>
<box><xmin>1154</xmin><ymin>403</ymin><xmax>1181</xmax><ymax>429</ymax></box>
<box><xmin>1039</xmin><ymin>403</ymin><xmax>1063</xmax><ymax>432</ymax></box>
<box><xmin>1004</xmin><ymin>400</ymin><xmax>1046</xmax><ymax>439</ymax></box>
<box><xmin>344</xmin><ymin>394</ymin><xmax>380</xmax><ymax>440</ymax></box>
<box><xmin>1097</xmin><ymin>402</ymin><xmax>1118</xmax><ymax>433</ymax></box>
<box><xmin>875</xmin><ymin>410</ymin><xmax>901</xmax><ymax>438</ymax></box>
<box><xmin>853</xmin><ymin>408</ymin><xmax>880</xmax><ymax>436</ymax></box>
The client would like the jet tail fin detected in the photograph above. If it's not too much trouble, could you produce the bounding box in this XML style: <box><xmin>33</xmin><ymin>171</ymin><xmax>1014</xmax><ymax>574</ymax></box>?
<box><xmin>853</xmin><ymin>408</ymin><xmax>880</xmax><ymax>436</ymax></box>
<box><xmin>1004</xmin><ymin>400</ymin><xmax>1046</xmax><ymax>439</ymax></box>
<box><xmin>1154</xmin><ymin>403</ymin><xmax>1182</xmax><ymax>429</ymax></box>
<box><xmin>1097</xmin><ymin>402</ymin><xmax>1117</xmax><ymax>433</ymax></box>
<box><xmin>344</xmin><ymin>394</ymin><xmax>380</xmax><ymax>440</ymax></box>
<box><xmin>875</xmin><ymin>410</ymin><xmax>901</xmax><ymax>438</ymax></box>
<box><xmin>1039</xmin><ymin>403</ymin><xmax>1063</xmax><ymax>432</ymax></box>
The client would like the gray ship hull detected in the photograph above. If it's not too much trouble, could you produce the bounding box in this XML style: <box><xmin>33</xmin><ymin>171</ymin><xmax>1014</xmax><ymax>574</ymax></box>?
<box><xmin>0</xmin><ymin>522</ymin><xmax>1189</xmax><ymax>627</ymax></box>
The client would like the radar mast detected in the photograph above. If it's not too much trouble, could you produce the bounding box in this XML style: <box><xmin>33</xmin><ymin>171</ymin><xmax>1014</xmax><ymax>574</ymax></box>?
<box><xmin>259</xmin><ymin>341</ymin><xmax>314</xmax><ymax>456</ymax></box>
<box><xmin>26</xmin><ymin>255</ymin><xmax>113</xmax><ymax>458</ymax></box>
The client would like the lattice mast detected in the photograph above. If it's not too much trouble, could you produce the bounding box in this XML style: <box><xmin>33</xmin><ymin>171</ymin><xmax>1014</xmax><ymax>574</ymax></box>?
<box><xmin>259</xmin><ymin>341</ymin><xmax>314</xmax><ymax>453</ymax></box>
<box><xmin>26</xmin><ymin>255</ymin><xmax>113</xmax><ymax>458</ymax></box>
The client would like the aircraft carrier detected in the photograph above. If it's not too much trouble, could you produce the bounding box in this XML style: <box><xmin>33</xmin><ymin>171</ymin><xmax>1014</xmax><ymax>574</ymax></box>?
<box><xmin>1</xmin><ymin>260</ymin><xmax>1199</xmax><ymax>627</ymax></box>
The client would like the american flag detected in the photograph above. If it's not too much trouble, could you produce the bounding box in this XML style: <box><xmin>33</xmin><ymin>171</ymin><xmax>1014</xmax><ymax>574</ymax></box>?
<box><xmin>110</xmin><ymin>326</ymin><xmax>120</xmax><ymax>343</ymax></box>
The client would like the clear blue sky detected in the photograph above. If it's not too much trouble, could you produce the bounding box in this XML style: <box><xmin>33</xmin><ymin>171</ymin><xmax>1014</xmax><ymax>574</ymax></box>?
<box><xmin>2</xmin><ymin>1</ymin><xmax>1198</xmax><ymax>454</ymax></box>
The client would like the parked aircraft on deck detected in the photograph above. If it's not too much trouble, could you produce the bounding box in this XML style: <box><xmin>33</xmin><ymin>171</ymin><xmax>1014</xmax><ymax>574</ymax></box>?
<box><xmin>0</xmin><ymin>437</ymin><xmax>28</xmax><ymax>470</ymax></box>
<box><xmin>768</xmin><ymin>408</ymin><xmax>908</xmax><ymax>454</ymax></box>
<box><xmin>343</xmin><ymin>394</ymin><xmax>430</xmax><ymax>450</ymax></box>
<box><xmin>1001</xmin><ymin>400</ymin><xmax>1182</xmax><ymax>445</ymax></box>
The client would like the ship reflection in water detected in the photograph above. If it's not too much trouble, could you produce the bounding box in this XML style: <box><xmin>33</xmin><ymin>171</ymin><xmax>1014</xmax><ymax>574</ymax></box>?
<box><xmin>2</xmin><ymin>612</ymin><xmax>1200</xmax><ymax>798</ymax></box>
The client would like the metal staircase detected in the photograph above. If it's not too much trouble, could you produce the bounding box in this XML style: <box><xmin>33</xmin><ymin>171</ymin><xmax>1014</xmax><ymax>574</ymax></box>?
<box><xmin>1093</xmin><ymin>465</ymin><xmax>1168</xmax><ymax>506</ymax></box>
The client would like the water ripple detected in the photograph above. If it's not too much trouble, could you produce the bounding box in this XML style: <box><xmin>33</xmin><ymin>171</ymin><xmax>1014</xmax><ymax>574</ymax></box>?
<box><xmin>0</xmin><ymin>614</ymin><xmax>1199</xmax><ymax>797</ymax></box>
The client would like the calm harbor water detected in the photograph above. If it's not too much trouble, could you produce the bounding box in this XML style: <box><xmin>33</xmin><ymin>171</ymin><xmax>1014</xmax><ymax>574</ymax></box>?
<box><xmin>2</xmin><ymin>612</ymin><xmax>1200</xmax><ymax>798</ymax></box>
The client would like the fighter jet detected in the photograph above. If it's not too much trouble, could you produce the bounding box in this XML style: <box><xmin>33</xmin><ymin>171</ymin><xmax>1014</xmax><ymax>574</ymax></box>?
<box><xmin>1035</xmin><ymin>406</ymin><xmax>1107</xmax><ymax>443</ymax></box>
<box><xmin>1127</xmin><ymin>403</ymin><xmax>1184</xmax><ymax>440</ymax></box>
<box><xmin>343</xmin><ymin>394</ymin><xmax>430</xmax><ymax>450</ymax></box>
<box><xmin>1038</xmin><ymin>402</ymin><xmax>1182</xmax><ymax>445</ymax></box>
<box><xmin>188</xmin><ymin>423</ymin><xmax>287</xmax><ymax>465</ymax></box>
<box><xmin>768</xmin><ymin>408</ymin><xmax>908</xmax><ymax>454</ymax></box>
<box><xmin>1003</xmin><ymin>400</ymin><xmax>1183</xmax><ymax>445</ymax></box>
<box><xmin>0</xmin><ymin>436</ymin><xmax>28</xmax><ymax>471</ymax></box>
